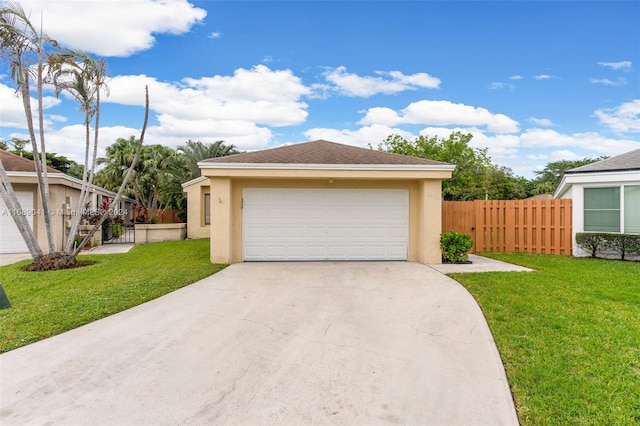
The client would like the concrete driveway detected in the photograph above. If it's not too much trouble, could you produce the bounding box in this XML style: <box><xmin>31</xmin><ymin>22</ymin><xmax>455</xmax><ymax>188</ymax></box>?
<box><xmin>0</xmin><ymin>262</ymin><xmax>518</xmax><ymax>425</ymax></box>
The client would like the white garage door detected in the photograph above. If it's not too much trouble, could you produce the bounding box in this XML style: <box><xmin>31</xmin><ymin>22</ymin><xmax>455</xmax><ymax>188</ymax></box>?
<box><xmin>0</xmin><ymin>191</ymin><xmax>33</xmax><ymax>254</ymax></box>
<box><xmin>243</xmin><ymin>189</ymin><xmax>408</xmax><ymax>261</ymax></box>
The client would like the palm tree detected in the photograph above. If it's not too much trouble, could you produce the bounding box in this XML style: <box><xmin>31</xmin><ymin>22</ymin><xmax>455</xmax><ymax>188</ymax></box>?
<box><xmin>1</xmin><ymin>3</ymin><xmax>150</xmax><ymax>267</ymax></box>
<box><xmin>0</xmin><ymin>2</ymin><xmax>55</xmax><ymax>255</ymax></box>
<box><xmin>177</xmin><ymin>140</ymin><xmax>239</xmax><ymax>181</ymax></box>
<box><xmin>49</xmin><ymin>49</ymin><xmax>109</xmax><ymax>251</ymax></box>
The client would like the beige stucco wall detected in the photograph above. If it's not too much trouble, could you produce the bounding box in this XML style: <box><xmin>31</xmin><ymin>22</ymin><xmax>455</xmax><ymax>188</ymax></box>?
<box><xmin>8</xmin><ymin>181</ymin><xmax>82</xmax><ymax>253</ymax></box>
<box><xmin>183</xmin><ymin>179</ymin><xmax>211</xmax><ymax>239</ymax></box>
<box><xmin>8</xmin><ymin>175</ymin><xmax>134</xmax><ymax>253</ymax></box>
<box><xmin>201</xmin><ymin>169</ymin><xmax>449</xmax><ymax>265</ymax></box>
<box><xmin>135</xmin><ymin>223</ymin><xmax>187</xmax><ymax>244</ymax></box>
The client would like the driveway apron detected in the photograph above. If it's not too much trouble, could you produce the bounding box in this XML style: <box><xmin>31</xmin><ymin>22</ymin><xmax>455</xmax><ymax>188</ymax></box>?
<box><xmin>0</xmin><ymin>262</ymin><xmax>518</xmax><ymax>425</ymax></box>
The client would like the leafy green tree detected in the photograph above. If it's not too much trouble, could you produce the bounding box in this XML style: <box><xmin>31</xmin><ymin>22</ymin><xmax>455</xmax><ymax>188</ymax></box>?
<box><xmin>531</xmin><ymin>157</ymin><xmax>606</xmax><ymax>195</ymax></box>
<box><xmin>380</xmin><ymin>132</ymin><xmax>528</xmax><ymax>200</ymax></box>
<box><xmin>486</xmin><ymin>164</ymin><xmax>531</xmax><ymax>200</ymax></box>
<box><xmin>0</xmin><ymin>140</ymin><xmax>7</xmax><ymax>150</ymax></box>
<box><xmin>97</xmin><ymin>139</ymin><xmax>185</xmax><ymax>219</ymax></box>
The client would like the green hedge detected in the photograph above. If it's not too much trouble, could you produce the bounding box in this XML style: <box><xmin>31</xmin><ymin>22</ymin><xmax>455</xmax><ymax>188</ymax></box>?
<box><xmin>576</xmin><ymin>232</ymin><xmax>640</xmax><ymax>260</ymax></box>
<box><xmin>440</xmin><ymin>230</ymin><xmax>474</xmax><ymax>263</ymax></box>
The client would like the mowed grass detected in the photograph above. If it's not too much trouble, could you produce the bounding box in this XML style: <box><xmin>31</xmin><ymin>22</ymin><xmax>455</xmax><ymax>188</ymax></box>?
<box><xmin>0</xmin><ymin>239</ymin><xmax>225</xmax><ymax>353</ymax></box>
<box><xmin>451</xmin><ymin>253</ymin><xmax>640</xmax><ymax>425</ymax></box>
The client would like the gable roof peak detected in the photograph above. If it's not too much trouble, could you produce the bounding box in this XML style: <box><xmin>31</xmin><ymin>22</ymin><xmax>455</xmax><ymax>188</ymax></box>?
<box><xmin>199</xmin><ymin>139</ymin><xmax>452</xmax><ymax>167</ymax></box>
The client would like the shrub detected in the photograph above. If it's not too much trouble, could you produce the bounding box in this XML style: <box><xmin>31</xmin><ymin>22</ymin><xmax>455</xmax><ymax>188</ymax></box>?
<box><xmin>440</xmin><ymin>230</ymin><xmax>474</xmax><ymax>263</ymax></box>
<box><xmin>112</xmin><ymin>223</ymin><xmax>122</xmax><ymax>238</ymax></box>
<box><xmin>607</xmin><ymin>233</ymin><xmax>640</xmax><ymax>261</ymax></box>
<box><xmin>576</xmin><ymin>232</ymin><xmax>640</xmax><ymax>260</ymax></box>
<box><xmin>575</xmin><ymin>232</ymin><xmax>609</xmax><ymax>258</ymax></box>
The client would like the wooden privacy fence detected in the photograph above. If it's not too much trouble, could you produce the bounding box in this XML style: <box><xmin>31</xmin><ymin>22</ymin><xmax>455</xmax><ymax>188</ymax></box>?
<box><xmin>442</xmin><ymin>199</ymin><xmax>572</xmax><ymax>255</ymax></box>
<box><xmin>134</xmin><ymin>208</ymin><xmax>184</xmax><ymax>224</ymax></box>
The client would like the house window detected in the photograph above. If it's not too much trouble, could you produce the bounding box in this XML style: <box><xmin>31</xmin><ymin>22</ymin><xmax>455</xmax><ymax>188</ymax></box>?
<box><xmin>625</xmin><ymin>185</ymin><xmax>640</xmax><ymax>233</ymax></box>
<box><xmin>584</xmin><ymin>185</ymin><xmax>640</xmax><ymax>233</ymax></box>
<box><xmin>584</xmin><ymin>187</ymin><xmax>620</xmax><ymax>232</ymax></box>
<box><xmin>204</xmin><ymin>193</ymin><xmax>211</xmax><ymax>226</ymax></box>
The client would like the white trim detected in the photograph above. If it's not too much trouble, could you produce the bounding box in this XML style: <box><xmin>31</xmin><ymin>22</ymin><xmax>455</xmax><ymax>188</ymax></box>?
<box><xmin>197</xmin><ymin>162</ymin><xmax>455</xmax><ymax>171</ymax></box>
<box><xmin>6</xmin><ymin>171</ymin><xmax>135</xmax><ymax>203</ymax></box>
<box><xmin>554</xmin><ymin>169</ymin><xmax>640</xmax><ymax>199</ymax></box>
<box><xmin>181</xmin><ymin>175</ymin><xmax>207</xmax><ymax>189</ymax></box>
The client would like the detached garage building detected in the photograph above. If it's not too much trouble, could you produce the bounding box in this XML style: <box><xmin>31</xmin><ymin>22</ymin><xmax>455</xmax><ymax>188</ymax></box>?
<box><xmin>191</xmin><ymin>140</ymin><xmax>454</xmax><ymax>264</ymax></box>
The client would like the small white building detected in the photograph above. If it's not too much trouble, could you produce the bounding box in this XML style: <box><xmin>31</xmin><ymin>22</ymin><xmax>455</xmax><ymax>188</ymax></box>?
<box><xmin>554</xmin><ymin>148</ymin><xmax>640</xmax><ymax>257</ymax></box>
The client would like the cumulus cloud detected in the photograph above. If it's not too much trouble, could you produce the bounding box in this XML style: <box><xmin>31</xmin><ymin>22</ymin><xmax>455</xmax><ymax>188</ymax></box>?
<box><xmin>360</xmin><ymin>100</ymin><xmax>520</xmax><ymax>133</ymax></box>
<box><xmin>510</xmin><ymin>75</ymin><xmax>524</xmax><ymax>80</ymax></box>
<box><xmin>528</xmin><ymin>117</ymin><xmax>554</xmax><ymax>127</ymax></box>
<box><xmin>594</xmin><ymin>100</ymin><xmax>640</xmax><ymax>133</ymax></box>
<box><xmin>590</xmin><ymin>78</ymin><xmax>627</xmax><ymax>86</ymax></box>
<box><xmin>14</xmin><ymin>0</ymin><xmax>206</xmax><ymax>57</ymax></box>
<box><xmin>107</xmin><ymin>65</ymin><xmax>311</xmax><ymax>127</ymax></box>
<box><xmin>323</xmin><ymin>67</ymin><xmax>441</xmax><ymax>97</ymax></box>
<box><xmin>208</xmin><ymin>32</ymin><xmax>222</xmax><ymax>39</ymax></box>
<box><xmin>0</xmin><ymin>82</ymin><xmax>61</xmax><ymax>130</ymax></box>
<box><xmin>304</xmin><ymin>124</ymin><xmax>413</xmax><ymax>148</ymax></box>
<box><xmin>598</xmin><ymin>61</ymin><xmax>632</xmax><ymax>71</ymax></box>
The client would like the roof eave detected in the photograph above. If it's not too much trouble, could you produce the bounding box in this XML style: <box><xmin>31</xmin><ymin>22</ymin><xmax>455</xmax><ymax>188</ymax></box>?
<box><xmin>197</xmin><ymin>162</ymin><xmax>455</xmax><ymax>171</ymax></box>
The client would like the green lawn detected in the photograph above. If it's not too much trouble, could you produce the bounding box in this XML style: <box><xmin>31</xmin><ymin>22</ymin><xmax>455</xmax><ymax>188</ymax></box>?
<box><xmin>0</xmin><ymin>239</ymin><xmax>225</xmax><ymax>353</ymax></box>
<box><xmin>451</xmin><ymin>253</ymin><xmax>640</xmax><ymax>425</ymax></box>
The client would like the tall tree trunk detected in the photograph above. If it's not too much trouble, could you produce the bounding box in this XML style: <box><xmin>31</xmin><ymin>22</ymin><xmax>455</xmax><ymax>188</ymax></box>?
<box><xmin>64</xmin><ymin>107</ymin><xmax>92</xmax><ymax>252</ymax></box>
<box><xmin>73</xmin><ymin>86</ymin><xmax>150</xmax><ymax>256</ymax></box>
<box><xmin>35</xmin><ymin>36</ymin><xmax>55</xmax><ymax>253</ymax></box>
<box><xmin>0</xmin><ymin>159</ymin><xmax>44</xmax><ymax>258</ymax></box>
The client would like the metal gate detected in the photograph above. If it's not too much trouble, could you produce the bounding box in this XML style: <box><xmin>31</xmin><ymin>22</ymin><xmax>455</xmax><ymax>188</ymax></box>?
<box><xmin>102</xmin><ymin>222</ymin><xmax>135</xmax><ymax>244</ymax></box>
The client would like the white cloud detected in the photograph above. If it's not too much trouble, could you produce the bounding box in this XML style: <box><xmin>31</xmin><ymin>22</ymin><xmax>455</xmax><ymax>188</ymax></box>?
<box><xmin>323</xmin><ymin>67</ymin><xmax>441</xmax><ymax>97</ymax></box>
<box><xmin>357</xmin><ymin>107</ymin><xmax>402</xmax><ymax>126</ymax></box>
<box><xmin>208</xmin><ymin>32</ymin><xmax>222</xmax><ymax>39</ymax></box>
<box><xmin>0</xmin><ymin>82</ymin><xmax>61</xmax><ymax>130</ymax></box>
<box><xmin>304</xmin><ymin>124</ymin><xmax>413</xmax><ymax>148</ymax></box>
<box><xmin>528</xmin><ymin>117</ymin><xmax>554</xmax><ymax>127</ymax></box>
<box><xmin>550</xmin><ymin>149</ymin><xmax>581</xmax><ymax>161</ymax></box>
<box><xmin>598</xmin><ymin>61</ymin><xmax>632</xmax><ymax>71</ymax></box>
<box><xmin>359</xmin><ymin>100</ymin><xmax>519</xmax><ymax>133</ymax></box>
<box><xmin>490</xmin><ymin>82</ymin><xmax>514</xmax><ymax>91</ymax></box>
<box><xmin>107</xmin><ymin>65</ymin><xmax>311</xmax><ymax>127</ymax></box>
<box><xmin>593</xmin><ymin>99</ymin><xmax>640</xmax><ymax>133</ymax></box>
<box><xmin>534</xmin><ymin>74</ymin><xmax>558</xmax><ymax>80</ymax></box>
<box><xmin>14</xmin><ymin>0</ymin><xmax>206</xmax><ymax>57</ymax></box>
<box><xmin>590</xmin><ymin>78</ymin><xmax>627</xmax><ymax>86</ymax></box>
<box><xmin>510</xmin><ymin>75</ymin><xmax>524</xmax><ymax>80</ymax></box>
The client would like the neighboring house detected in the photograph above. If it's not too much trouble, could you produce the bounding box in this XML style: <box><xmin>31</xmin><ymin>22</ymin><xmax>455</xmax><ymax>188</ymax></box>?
<box><xmin>181</xmin><ymin>175</ymin><xmax>210</xmax><ymax>240</ymax></box>
<box><xmin>188</xmin><ymin>139</ymin><xmax>454</xmax><ymax>264</ymax></box>
<box><xmin>0</xmin><ymin>149</ymin><xmax>134</xmax><ymax>254</ymax></box>
<box><xmin>554</xmin><ymin>148</ymin><xmax>640</xmax><ymax>256</ymax></box>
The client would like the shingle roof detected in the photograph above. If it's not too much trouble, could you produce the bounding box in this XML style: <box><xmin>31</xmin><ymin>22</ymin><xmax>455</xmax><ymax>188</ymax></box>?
<box><xmin>565</xmin><ymin>148</ymin><xmax>640</xmax><ymax>174</ymax></box>
<box><xmin>0</xmin><ymin>149</ymin><xmax>59</xmax><ymax>173</ymax></box>
<box><xmin>200</xmin><ymin>140</ymin><xmax>451</xmax><ymax>166</ymax></box>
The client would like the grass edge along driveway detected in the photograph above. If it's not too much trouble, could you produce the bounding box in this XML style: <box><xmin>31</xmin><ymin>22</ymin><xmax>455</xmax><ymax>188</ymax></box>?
<box><xmin>451</xmin><ymin>253</ymin><xmax>639</xmax><ymax>426</ymax></box>
<box><xmin>0</xmin><ymin>239</ymin><xmax>225</xmax><ymax>353</ymax></box>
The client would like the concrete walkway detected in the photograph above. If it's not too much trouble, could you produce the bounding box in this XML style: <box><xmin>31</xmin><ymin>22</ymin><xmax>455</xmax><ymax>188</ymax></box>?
<box><xmin>0</xmin><ymin>262</ymin><xmax>520</xmax><ymax>425</ymax></box>
<box><xmin>0</xmin><ymin>244</ymin><xmax>134</xmax><ymax>266</ymax></box>
<box><xmin>429</xmin><ymin>254</ymin><xmax>533</xmax><ymax>274</ymax></box>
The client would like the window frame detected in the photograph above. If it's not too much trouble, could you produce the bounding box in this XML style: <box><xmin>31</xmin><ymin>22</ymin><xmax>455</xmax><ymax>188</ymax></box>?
<box><xmin>203</xmin><ymin>193</ymin><xmax>211</xmax><ymax>226</ymax></box>
<box><xmin>583</xmin><ymin>184</ymin><xmax>640</xmax><ymax>234</ymax></box>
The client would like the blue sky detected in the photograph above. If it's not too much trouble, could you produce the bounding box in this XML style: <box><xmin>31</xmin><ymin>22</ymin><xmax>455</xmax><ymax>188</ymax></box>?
<box><xmin>1</xmin><ymin>0</ymin><xmax>639</xmax><ymax>178</ymax></box>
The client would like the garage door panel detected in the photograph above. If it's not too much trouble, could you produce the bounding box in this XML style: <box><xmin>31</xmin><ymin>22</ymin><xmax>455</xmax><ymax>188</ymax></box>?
<box><xmin>243</xmin><ymin>189</ymin><xmax>408</xmax><ymax>261</ymax></box>
<box><xmin>0</xmin><ymin>191</ymin><xmax>34</xmax><ymax>254</ymax></box>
